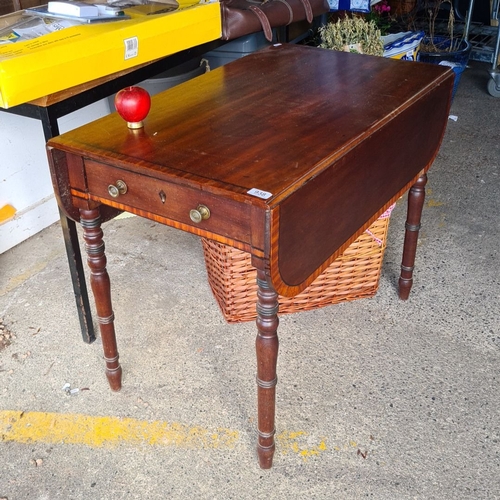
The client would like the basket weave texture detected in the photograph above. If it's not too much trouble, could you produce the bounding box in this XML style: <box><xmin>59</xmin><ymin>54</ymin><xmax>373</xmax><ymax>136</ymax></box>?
<box><xmin>202</xmin><ymin>213</ymin><xmax>391</xmax><ymax>323</ymax></box>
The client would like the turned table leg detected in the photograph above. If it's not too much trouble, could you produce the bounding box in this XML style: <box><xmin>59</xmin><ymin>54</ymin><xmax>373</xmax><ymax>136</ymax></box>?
<box><xmin>255</xmin><ymin>269</ymin><xmax>279</xmax><ymax>469</ymax></box>
<box><xmin>399</xmin><ymin>173</ymin><xmax>427</xmax><ymax>300</ymax></box>
<box><xmin>80</xmin><ymin>208</ymin><xmax>122</xmax><ymax>391</ymax></box>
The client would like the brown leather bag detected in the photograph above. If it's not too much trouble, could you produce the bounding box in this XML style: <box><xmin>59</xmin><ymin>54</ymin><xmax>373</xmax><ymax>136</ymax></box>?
<box><xmin>220</xmin><ymin>0</ymin><xmax>329</xmax><ymax>41</ymax></box>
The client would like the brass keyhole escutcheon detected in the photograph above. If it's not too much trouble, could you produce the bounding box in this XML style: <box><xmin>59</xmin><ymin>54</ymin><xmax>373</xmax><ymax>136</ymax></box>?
<box><xmin>108</xmin><ymin>180</ymin><xmax>128</xmax><ymax>198</ymax></box>
<box><xmin>189</xmin><ymin>204</ymin><xmax>210</xmax><ymax>223</ymax></box>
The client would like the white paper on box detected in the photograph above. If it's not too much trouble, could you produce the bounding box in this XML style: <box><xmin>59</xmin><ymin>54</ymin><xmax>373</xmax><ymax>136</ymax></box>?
<box><xmin>47</xmin><ymin>1</ymin><xmax>99</xmax><ymax>17</ymax></box>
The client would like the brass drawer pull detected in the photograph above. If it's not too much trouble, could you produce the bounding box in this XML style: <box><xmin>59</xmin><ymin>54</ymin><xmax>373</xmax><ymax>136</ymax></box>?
<box><xmin>108</xmin><ymin>180</ymin><xmax>128</xmax><ymax>198</ymax></box>
<box><xmin>189</xmin><ymin>204</ymin><xmax>210</xmax><ymax>223</ymax></box>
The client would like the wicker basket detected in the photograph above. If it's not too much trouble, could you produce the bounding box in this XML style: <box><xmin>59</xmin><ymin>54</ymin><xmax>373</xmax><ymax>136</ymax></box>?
<box><xmin>202</xmin><ymin>211</ymin><xmax>392</xmax><ymax>323</ymax></box>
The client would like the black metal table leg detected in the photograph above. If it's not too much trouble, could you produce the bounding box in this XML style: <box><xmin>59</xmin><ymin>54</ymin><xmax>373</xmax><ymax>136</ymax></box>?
<box><xmin>58</xmin><ymin>209</ymin><xmax>95</xmax><ymax>343</ymax></box>
<box><xmin>39</xmin><ymin>107</ymin><xmax>96</xmax><ymax>343</ymax></box>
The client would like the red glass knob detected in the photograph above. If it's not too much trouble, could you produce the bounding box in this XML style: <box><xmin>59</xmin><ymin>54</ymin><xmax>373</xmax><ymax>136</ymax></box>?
<box><xmin>114</xmin><ymin>86</ymin><xmax>151</xmax><ymax>129</ymax></box>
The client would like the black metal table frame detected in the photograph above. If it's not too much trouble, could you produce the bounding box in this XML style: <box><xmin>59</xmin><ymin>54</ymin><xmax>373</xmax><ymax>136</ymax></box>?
<box><xmin>1</xmin><ymin>41</ymin><xmax>222</xmax><ymax>344</ymax></box>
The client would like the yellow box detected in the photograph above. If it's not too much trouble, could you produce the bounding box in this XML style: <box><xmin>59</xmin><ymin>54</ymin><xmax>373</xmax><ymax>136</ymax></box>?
<box><xmin>0</xmin><ymin>1</ymin><xmax>221</xmax><ymax>108</ymax></box>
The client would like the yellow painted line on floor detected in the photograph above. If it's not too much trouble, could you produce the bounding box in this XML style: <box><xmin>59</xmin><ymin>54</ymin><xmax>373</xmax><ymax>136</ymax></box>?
<box><xmin>276</xmin><ymin>430</ymin><xmax>327</xmax><ymax>461</ymax></box>
<box><xmin>0</xmin><ymin>411</ymin><xmax>238</xmax><ymax>450</ymax></box>
<box><xmin>426</xmin><ymin>199</ymin><xmax>444</xmax><ymax>207</ymax></box>
<box><xmin>0</xmin><ymin>261</ymin><xmax>49</xmax><ymax>297</ymax></box>
<box><xmin>0</xmin><ymin>249</ymin><xmax>63</xmax><ymax>297</ymax></box>
<box><xmin>0</xmin><ymin>411</ymin><xmax>329</xmax><ymax>461</ymax></box>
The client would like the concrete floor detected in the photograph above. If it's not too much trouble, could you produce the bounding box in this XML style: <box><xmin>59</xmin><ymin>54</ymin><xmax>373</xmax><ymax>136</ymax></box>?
<box><xmin>0</xmin><ymin>60</ymin><xmax>499</xmax><ymax>499</ymax></box>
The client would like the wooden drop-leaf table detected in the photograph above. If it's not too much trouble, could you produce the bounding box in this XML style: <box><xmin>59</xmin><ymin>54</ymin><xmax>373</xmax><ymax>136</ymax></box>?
<box><xmin>47</xmin><ymin>43</ymin><xmax>453</xmax><ymax>469</ymax></box>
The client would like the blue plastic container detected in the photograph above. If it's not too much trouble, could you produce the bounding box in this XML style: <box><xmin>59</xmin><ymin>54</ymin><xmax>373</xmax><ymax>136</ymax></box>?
<box><xmin>418</xmin><ymin>36</ymin><xmax>472</xmax><ymax>100</ymax></box>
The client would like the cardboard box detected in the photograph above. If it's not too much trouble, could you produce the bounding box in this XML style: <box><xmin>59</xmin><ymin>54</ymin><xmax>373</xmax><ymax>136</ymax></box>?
<box><xmin>0</xmin><ymin>0</ymin><xmax>43</xmax><ymax>17</ymax></box>
<box><xmin>0</xmin><ymin>0</ymin><xmax>16</xmax><ymax>16</ymax></box>
<box><xmin>0</xmin><ymin>0</ymin><xmax>221</xmax><ymax>108</ymax></box>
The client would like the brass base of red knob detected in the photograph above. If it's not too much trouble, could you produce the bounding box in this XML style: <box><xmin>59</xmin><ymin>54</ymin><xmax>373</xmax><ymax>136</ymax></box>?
<box><xmin>127</xmin><ymin>120</ymin><xmax>144</xmax><ymax>129</ymax></box>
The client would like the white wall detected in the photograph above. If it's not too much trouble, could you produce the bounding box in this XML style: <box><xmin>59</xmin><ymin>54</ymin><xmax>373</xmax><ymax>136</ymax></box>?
<box><xmin>0</xmin><ymin>99</ymin><xmax>111</xmax><ymax>254</ymax></box>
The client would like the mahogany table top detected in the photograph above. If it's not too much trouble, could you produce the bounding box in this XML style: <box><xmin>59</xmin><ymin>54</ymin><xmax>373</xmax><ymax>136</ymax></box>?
<box><xmin>48</xmin><ymin>43</ymin><xmax>453</xmax><ymax>297</ymax></box>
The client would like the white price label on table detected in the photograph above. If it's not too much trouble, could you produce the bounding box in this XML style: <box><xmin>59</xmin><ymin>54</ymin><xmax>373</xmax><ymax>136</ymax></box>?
<box><xmin>247</xmin><ymin>188</ymin><xmax>273</xmax><ymax>199</ymax></box>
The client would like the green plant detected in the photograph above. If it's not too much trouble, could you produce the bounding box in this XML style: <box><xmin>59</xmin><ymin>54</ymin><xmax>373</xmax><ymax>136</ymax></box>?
<box><xmin>365</xmin><ymin>0</ymin><xmax>395</xmax><ymax>35</ymax></box>
<box><xmin>319</xmin><ymin>16</ymin><xmax>384</xmax><ymax>56</ymax></box>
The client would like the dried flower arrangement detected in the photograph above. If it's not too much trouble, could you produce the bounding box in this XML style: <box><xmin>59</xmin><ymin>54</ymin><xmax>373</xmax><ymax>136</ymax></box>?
<box><xmin>319</xmin><ymin>16</ymin><xmax>385</xmax><ymax>56</ymax></box>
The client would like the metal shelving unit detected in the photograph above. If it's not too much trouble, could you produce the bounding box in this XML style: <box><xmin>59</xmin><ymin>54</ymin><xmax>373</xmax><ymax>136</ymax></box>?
<box><xmin>462</xmin><ymin>0</ymin><xmax>500</xmax><ymax>96</ymax></box>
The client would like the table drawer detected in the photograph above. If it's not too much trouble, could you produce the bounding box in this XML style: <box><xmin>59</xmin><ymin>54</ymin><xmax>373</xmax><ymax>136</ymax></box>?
<box><xmin>84</xmin><ymin>160</ymin><xmax>252</xmax><ymax>242</ymax></box>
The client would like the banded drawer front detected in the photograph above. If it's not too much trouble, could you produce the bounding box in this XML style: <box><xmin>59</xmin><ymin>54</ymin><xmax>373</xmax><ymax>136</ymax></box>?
<box><xmin>84</xmin><ymin>160</ymin><xmax>252</xmax><ymax>243</ymax></box>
